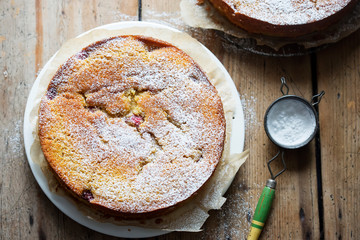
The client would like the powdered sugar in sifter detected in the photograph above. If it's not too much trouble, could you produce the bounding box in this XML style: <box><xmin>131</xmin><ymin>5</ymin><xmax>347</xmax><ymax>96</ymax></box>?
<box><xmin>247</xmin><ymin>78</ymin><xmax>325</xmax><ymax>240</ymax></box>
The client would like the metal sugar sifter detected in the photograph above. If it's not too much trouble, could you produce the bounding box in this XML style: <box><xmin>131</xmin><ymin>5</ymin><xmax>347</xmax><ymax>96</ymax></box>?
<box><xmin>247</xmin><ymin>78</ymin><xmax>325</xmax><ymax>240</ymax></box>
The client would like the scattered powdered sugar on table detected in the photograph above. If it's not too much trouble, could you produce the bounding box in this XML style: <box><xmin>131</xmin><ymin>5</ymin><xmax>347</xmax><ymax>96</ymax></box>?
<box><xmin>8</xmin><ymin>120</ymin><xmax>22</xmax><ymax>155</ymax></box>
<box><xmin>199</xmin><ymin>182</ymin><xmax>264</xmax><ymax>239</ymax></box>
<box><xmin>241</xmin><ymin>93</ymin><xmax>259</xmax><ymax>129</ymax></box>
<box><xmin>220</xmin><ymin>191</ymin><xmax>253</xmax><ymax>239</ymax></box>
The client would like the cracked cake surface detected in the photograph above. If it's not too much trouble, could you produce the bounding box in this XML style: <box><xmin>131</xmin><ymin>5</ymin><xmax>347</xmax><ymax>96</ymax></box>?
<box><xmin>38</xmin><ymin>35</ymin><xmax>226</xmax><ymax>217</ymax></box>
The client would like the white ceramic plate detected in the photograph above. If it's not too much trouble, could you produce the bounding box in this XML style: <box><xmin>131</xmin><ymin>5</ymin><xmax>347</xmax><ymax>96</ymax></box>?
<box><xmin>23</xmin><ymin>21</ymin><xmax>245</xmax><ymax>238</ymax></box>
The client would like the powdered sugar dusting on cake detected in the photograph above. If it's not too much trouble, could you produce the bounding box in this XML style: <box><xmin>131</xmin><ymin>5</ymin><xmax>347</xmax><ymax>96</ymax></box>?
<box><xmin>228</xmin><ymin>0</ymin><xmax>352</xmax><ymax>25</ymax></box>
<box><xmin>38</xmin><ymin>36</ymin><xmax>226</xmax><ymax>214</ymax></box>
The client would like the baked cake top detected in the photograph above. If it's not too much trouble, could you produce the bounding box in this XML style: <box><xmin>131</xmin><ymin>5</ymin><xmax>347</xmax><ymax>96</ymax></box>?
<box><xmin>222</xmin><ymin>0</ymin><xmax>353</xmax><ymax>25</ymax></box>
<box><xmin>208</xmin><ymin>0</ymin><xmax>357</xmax><ymax>37</ymax></box>
<box><xmin>38</xmin><ymin>35</ymin><xmax>226</xmax><ymax>216</ymax></box>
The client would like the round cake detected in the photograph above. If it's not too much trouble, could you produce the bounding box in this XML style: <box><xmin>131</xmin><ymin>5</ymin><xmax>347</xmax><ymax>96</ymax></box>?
<box><xmin>208</xmin><ymin>0</ymin><xmax>358</xmax><ymax>37</ymax></box>
<box><xmin>38</xmin><ymin>35</ymin><xmax>226</xmax><ymax>218</ymax></box>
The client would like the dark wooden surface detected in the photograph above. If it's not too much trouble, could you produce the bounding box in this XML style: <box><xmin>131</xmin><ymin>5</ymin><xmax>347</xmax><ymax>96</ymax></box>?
<box><xmin>0</xmin><ymin>0</ymin><xmax>359</xmax><ymax>239</ymax></box>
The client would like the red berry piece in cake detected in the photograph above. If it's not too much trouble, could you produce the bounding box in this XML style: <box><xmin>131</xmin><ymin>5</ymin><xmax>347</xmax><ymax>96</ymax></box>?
<box><xmin>125</xmin><ymin>114</ymin><xmax>144</xmax><ymax>128</ymax></box>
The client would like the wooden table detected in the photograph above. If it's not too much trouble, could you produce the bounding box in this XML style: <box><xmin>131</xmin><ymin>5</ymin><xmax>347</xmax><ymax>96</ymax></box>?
<box><xmin>1</xmin><ymin>1</ymin><xmax>359</xmax><ymax>239</ymax></box>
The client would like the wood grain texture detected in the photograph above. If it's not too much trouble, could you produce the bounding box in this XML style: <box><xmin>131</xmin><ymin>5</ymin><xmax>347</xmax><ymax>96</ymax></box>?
<box><xmin>0</xmin><ymin>1</ymin><xmax>138</xmax><ymax>240</ymax></box>
<box><xmin>1</xmin><ymin>0</ymin><xmax>358</xmax><ymax>239</ymax></box>
<box><xmin>1</xmin><ymin>0</ymin><xmax>38</xmax><ymax>239</ymax></box>
<box><xmin>206</xmin><ymin>49</ymin><xmax>320</xmax><ymax>240</ymax></box>
<box><xmin>142</xmin><ymin>1</ymin><xmax>319</xmax><ymax>239</ymax></box>
<box><xmin>317</xmin><ymin>30</ymin><xmax>360</xmax><ymax>240</ymax></box>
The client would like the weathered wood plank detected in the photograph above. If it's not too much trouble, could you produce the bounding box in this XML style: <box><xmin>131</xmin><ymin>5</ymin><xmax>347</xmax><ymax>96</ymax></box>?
<box><xmin>3</xmin><ymin>0</ymin><xmax>345</xmax><ymax>239</ymax></box>
<box><xmin>0</xmin><ymin>1</ymin><xmax>138</xmax><ymax>239</ymax></box>
<box><xmin>317</xmin><ymin>30</ymin><xmax>360</xmax><ymax>240</ymax></box>
<box><xmin>142</xmin><ymin>1</ymin><xmax>320</xmax><ymax>239</ymax></box>
<box><xmin>37</xmin><ymin>0</ymin><xmax>138</xmax><ymax>71</ymax></box>
<box><xmin>0</xmin><ymin>0</ymin><xmax>39</xmax><ymax>239</ymax></box>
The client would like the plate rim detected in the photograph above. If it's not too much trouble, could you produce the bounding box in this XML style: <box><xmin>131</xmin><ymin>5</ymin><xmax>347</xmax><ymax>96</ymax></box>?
<box><xmin>23</xmin><ymin>21</ymin><xmax>245</xmax><ymax>238</ymax></box>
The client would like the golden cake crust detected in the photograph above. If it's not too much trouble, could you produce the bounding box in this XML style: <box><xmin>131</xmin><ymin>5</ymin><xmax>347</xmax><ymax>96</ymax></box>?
<box><xmin>38</xmin><ymin>35</ymin><xmax>226</xmax><ymax>218</ymax></box>
<box><xmin>208</xmin><ymin>0</ymin><xmax>358</xmax><ymax>37</ymax></box>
